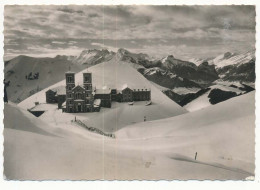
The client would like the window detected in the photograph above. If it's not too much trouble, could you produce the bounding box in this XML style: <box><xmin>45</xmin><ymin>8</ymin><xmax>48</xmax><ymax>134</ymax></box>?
<box><xmin>85</xmin><ymin>76</ymin><xmax>89</xmax><ymax>82</ymax></box>
<box><xmin>67</xmin><ymin>76</ymin><xmax>73</xmax><ymax>83</ymax></box>
<box><xmin>75</xmin><ymin>92</ymin><xmax>82</xmax><ymax>99</ymax></box>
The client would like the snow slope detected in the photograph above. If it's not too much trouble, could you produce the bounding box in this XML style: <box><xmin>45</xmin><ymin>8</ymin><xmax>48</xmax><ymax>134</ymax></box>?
<box><xmin>116</xmin><ymin>92</ymin><xmax>255</xmax><ymax>178</ymax></box>
<box><xmin>4</xmin><ymin>55</ymin><xmax>84</xmax><ymax>103</ymax></box>
<box><xmin>71</xmin><ymin>49</ymin><xmax>115</xmax><ymax>65</ymax></box>
<box><xmin>189</xmin><ymin>51</ymin><xmax>255</xmax><ymax>68</ymax></box>
<box><xmin>184</xmin><ymin>83</ymin><xmax>248</xmax><ymax>112</ymax></box>
<box><xmin>209</xmin><ymin>51</ymin><xmax>255</xmax><ymax>68</ymax></box>
<box><xmin>4</xmin><ymin>92</ymin><xmax>255</xmax><ymax>180</ymax></box>
<box><xmin>18</xmin><ymin>57</ymin><xmax>187</xmax><ymax>132</ymax></box>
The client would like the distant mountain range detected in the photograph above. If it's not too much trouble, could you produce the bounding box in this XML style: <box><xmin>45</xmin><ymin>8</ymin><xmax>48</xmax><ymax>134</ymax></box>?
<box><xmin>4</xmin><ymin>48</ymin><xmax>255</xmax><ymax>110</ymax></box>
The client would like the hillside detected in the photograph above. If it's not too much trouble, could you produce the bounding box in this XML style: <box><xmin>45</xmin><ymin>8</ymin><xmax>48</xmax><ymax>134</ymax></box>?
<box><xmin>116</xmin><ymin>92</ymin><xmax>255</xmax><ymax>179</ymax></box>
<box><xmin>216</xmin><ymin>58</ymin><xmax>255</xmax><ymax>83</ymax></box>
<box><xmin>5</xmin><ymin>92</ymin><xmax>255</xmax><ymax>180</ymax></box>
<box><xmin>71</xmin><ymin>49</ymin><xmax>115</xmax><ymax>65</ymax></box>
<box><xmin>188</xmin><ymin>51</ymin><xmax>255</xmax><ymax>83</ymax></box>
<box><xmin>4</xmin><ymin>55</ymin><xmax>85</xmax><ymax>103</ymax></box>
<box><xmin>184</xmin><ymin>82</ymin><xmax>254</xmax><ymax>112</ymax></box>
<box><xmin>4</xmin><ymin>92</ymin><xmax>255</xmax><ymax>180</ymax></box>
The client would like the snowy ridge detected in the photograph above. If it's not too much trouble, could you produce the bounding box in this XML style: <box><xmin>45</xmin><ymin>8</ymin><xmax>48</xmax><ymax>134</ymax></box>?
<box><xmin>71</xmin><ymin>49</ymin><xmax>115</xmax><ymax>65</ymax></box>
<box><xmin>189</xmin><ymin>50</ymin><xmax>255</xmax><ymax>68</ymax></box>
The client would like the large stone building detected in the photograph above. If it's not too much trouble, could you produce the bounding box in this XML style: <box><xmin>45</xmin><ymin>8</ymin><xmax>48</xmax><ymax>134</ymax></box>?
<box><xmin>120</xmin><ymin>84</ymin><xmax>151</xmax><ymax>102</ymax></box>
<box><xmin>49</xmin><ymin>71</ymin><xmax>152</xmax><ymax>113</ymax></box>
<box><xmin>65</xmin><ymin>71</ymin><xmax>94</xmax><ymax>113</ymax></box>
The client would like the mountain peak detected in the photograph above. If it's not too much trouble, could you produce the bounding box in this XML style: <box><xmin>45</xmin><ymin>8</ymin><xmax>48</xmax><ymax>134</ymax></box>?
<box><xmin>117</xmin><ymin>48</ymin><xmax>130</xmax><ymax>55</ymax></box>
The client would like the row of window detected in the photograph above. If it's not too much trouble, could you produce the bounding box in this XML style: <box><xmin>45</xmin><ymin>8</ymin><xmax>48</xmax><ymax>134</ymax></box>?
<box><xmin>133</xmin><ymin>89</ymin><xmax>149</xmax><ymax>91</ymax></box>
<box><xmin>67</xmin><ymin>76</ymin><xmax>92</xmax><ymax>83</ymax></box>
<box><xmin>67</xmin><ymin>93</ymin><xmax>92</xmax><ymax>98</ymax></box>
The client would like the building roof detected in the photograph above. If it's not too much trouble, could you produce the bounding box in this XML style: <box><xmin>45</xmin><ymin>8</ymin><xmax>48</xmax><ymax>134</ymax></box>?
<box><xmin>95</xmin><ymin>89</ymin><xmax>111</xmax><ymax>94</ymax></box>
<box><xmin>120</xmin><ymin>83</ymin><xmax>150</xmax><ymax>91</ymax></box>
<box><xmin>72</xmin><ymin>85</ymin><xmax>85</xmax><ymax>91</ymax></box>
<box><xmin>29</xmin><ymin>103</ymin><xmax>55</xmax><ymax>111</ymax></box>
<box><xmin>50</xmin><ymin>86</ymin><xmax>66</xmax><ymax>95</ymax></box>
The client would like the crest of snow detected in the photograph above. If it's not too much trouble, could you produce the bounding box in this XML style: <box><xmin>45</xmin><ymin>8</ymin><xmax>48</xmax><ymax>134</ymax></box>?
<box><xmin>210</xmin><ymin>84</ymin><xmax>242</xmax><ymax>94</ymax></box>
<box><xmin>188</xmin><ymin>58</ymin><xmax>205</xmax><ymax>66</ymax></box>
<box><xmin>184</xmin><ymin>91</ymin><xmax>212</xmax><ymax>112</ymax></box>
<box><xmin>212</xmin><ymin>51</ymin><xmax>255</xmax><ymax>68</ymax></box>
<box><xmin>172</xmin><ymin>87</ymin><xmax>201</xmax><ymax>95</ymax></box>
<box><xmin>184</xmin><ymin>83</ymin><xmax>244</xmax><ymax>112</ymax></box>
<box><xmin>178</xmin><ymin>77</ymin><xmax>183</xmax><ymax>81</ymax></box>
<box><xmin>143</xmin><ymin>67</ymin><xmax>163</xmax><ymax>76</ymax></box>
<box><xmin>161</xmin><ymin>56</ymin><xmax>168</xmax><ymax>63</ymax></box>
<box><xmin>167</xmin><ymin>72</ymin><xmax>177</xmax><ymax>78</ymax></box>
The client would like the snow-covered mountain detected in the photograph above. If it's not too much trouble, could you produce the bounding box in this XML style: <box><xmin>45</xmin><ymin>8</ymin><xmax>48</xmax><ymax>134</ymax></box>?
<box><xmin>4</xmin><ymin>48</ymin><xmax>255</xmax><ymax>106</ymax></box>
<box><xmin>4</xmin><ymin>48</ymin><xmax>255</xmax><ymax>180</ymax></box>
<box><xmin>4</xmin><ymin>55</ymin><xmax>85</xmax><ymax>103</ymax></box>
<box><xmin>189</xmin><ymin>51</ymin><xmax>255</xmax><ymax>68</ymax></box>
<box><xmin>138</xmin><ymin>67</ymin><xmax>202</xmax><ymax>89</ymax></box>
<box><xmin>216</xmin><ymin>58</ymin><xmax>255</xmax><ymax>83</ymax></box>
<box><xmin>209</xmin><ymin>51</ymin><xmax>255</xmax><ymax>68</ymax></box>
<box><xmin>71</xmin><ymin>49</ymin><xmax>115</xmax><ymax>65</ymax></box>
<box><xmin>188</xmin><ymin>50</ymin><xmax>255</xmax><ymax>83</ymax></box>
<box><xmin>183</xmin><ymin>81</ymin><xmax>254</xmax><ymax>112</ymax></box>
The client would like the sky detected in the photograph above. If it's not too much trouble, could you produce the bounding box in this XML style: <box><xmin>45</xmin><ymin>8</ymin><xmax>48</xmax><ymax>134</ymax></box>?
<box><xmin>4</xmin><ymin>5</ymin><xmax>256</xmax><ymax>61</ymax></box>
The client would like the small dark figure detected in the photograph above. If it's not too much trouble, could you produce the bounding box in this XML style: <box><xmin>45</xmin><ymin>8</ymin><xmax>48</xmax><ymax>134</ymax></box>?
<box><xmin>144</xmin><ymin>116</ymin><xmax>146</xmax><ymax>122</ymax></box>
<box><xmin>4</xmin><ymin>79</ymin><xmax>10</xmax><ymax>103</ymax></box>
<box><xmin>75</xmin><ymin>116</ymin><xmax>77</xmax><ymax>122</ymax></box>
<box><xmin>25</xmin><ymin>75</ymin><xmax>27</xmax><ymax>79</ymax></box>
<box><xmin>195</xmin><ymin>152</ymin><xmax>198</xmax><ymax>160</ymax></box>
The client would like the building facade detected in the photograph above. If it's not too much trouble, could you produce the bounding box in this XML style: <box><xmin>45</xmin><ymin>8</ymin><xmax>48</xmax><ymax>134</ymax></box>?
<box><xmin>65</xmin><ymin>72</ymin><xmax>94</xmax><ymax>113</ymax></box>
<box><xmin>46</xmin><ymin>89</ymin><xmax>57</xmax><ymax>103</ymax></box>
<box><xmin>121</xmin><ymin>86</ymin><xmax>151</xmax><ymax>102</ymax></box>
<box><xmin>94</xmin><ymin>89</ymin><xmax>112</xmax><ymax>108</ymax></box>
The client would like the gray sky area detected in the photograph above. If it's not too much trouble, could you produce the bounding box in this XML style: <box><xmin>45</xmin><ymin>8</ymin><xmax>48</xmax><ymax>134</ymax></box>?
<box><xmin>4</xmin><ymin>5</ymin><xmax>255</xmax><ymax>61</ymax></box>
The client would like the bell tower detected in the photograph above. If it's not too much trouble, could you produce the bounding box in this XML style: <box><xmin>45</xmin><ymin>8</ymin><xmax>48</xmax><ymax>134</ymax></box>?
<box><xmin>83</xmin><ymin>72</ymin><xmax>93</xmax><ymax>111</ymax></box>
<box><xmin>65</xmin><ymin>71</ymin><xmax>75</xmax><ymax>112</ymax></box>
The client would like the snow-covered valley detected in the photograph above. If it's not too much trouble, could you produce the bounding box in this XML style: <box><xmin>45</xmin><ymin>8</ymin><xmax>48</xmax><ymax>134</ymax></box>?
<box><xmin>4</xmin><ymin>55</ymin><xmax>255</xmax><ymax>180</ymax></box>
